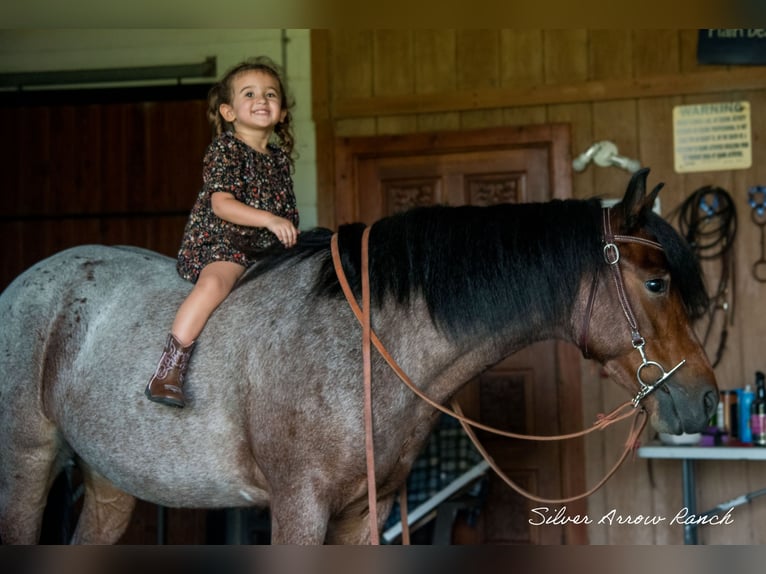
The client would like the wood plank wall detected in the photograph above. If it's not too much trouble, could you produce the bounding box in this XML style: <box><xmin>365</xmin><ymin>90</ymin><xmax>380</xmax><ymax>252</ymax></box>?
<box><xmin>312</xmin><ymin>29</ymin><xmax>766</xmax><ymax>545</ymax></box>
<box><xmin>0</xmin><ymin>96</ymin><xmax>211</xmax><ymax>293</ymax></box>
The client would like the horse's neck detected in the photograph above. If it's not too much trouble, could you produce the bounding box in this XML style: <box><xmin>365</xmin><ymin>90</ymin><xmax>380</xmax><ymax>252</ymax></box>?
<box><xmin>374</xmin><ymin>297</ymin><xmax>560</xmax><ymax>405</ymax></box>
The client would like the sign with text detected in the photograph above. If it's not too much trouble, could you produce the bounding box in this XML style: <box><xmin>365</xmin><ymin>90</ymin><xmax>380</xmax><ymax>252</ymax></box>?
<box><xmin>673</xmin><ymin>101</ymin><xmax>752</xmax><ymax>173</ymax></box>
<box><xmin>698</xmin><ymin>29</ymin><xmax>766</xmax><ymax>65</ymax></box>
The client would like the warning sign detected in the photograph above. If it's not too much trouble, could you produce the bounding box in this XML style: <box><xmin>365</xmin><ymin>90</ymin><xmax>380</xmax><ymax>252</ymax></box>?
<box><xmin>673</xmin><ymin>101</ymin><xmax>752</xmax><ymax>173</ymax></box>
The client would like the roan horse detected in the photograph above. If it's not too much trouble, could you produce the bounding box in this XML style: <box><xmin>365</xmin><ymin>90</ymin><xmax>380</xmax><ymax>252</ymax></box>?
<box><xmin>0</xmin><ymin>168</ymin><xmax>717</xmax><ymax>544</ymax></box>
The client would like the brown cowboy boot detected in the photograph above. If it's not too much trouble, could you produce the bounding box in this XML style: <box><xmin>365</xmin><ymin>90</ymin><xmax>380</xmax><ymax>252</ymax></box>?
<box><xmin>144</xmin><ymin>333</ymin><xmax>195</xmax><ymax>408</ymax></box>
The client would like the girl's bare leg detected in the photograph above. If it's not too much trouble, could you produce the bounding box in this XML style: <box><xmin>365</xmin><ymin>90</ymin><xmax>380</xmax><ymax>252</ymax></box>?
<box><xmin>172</xmin><ymin>261</ymin><xmax>246</xmax><ymax>344</ymax></box>
<box><xmin>145</xmin><ymin>261</ymin><xmax>245</xmax><ymax>407</ymax></box>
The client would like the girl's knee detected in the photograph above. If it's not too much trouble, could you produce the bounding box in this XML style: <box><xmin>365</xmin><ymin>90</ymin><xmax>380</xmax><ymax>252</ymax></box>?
<box><xmin>195</xmin><ymin>274</ymin><xmax>231</xmax><ymax>299</ymax></box>
<box><xmin>196</xmin><ymin>264</ymin><xmax>242</xmax><ymax>297</ymax></box>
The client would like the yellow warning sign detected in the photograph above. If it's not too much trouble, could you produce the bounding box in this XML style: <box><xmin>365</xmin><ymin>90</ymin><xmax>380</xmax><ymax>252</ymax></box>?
<box><xmin>673</xmin><ymin>101</ymin><xmax>752</xmax><ymax>173</ymax></box>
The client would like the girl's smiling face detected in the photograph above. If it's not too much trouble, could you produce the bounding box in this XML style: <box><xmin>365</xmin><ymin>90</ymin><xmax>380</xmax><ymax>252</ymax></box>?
<box><xmin>219</xmin><ymin>70</ymin><xmax>287</xmax><ymax>134</ymax></box>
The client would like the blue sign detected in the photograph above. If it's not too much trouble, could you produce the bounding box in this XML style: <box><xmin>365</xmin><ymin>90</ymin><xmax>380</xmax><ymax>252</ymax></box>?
<box><xmin>698</xmin><ymin>29</ymin><xmax>766</xmax><ymax>65</ymax></box>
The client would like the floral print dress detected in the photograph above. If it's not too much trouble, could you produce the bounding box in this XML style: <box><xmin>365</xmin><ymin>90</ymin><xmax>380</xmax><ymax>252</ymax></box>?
<box><xmin>176</xmin><ymin>131</ymin><xmax>299</xmax><ymax>283</ymax></box>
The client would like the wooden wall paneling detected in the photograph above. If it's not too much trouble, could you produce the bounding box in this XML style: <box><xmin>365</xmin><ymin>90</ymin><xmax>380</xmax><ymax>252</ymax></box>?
<box><xmin>0</xmin><ymin>223</ymin><xmax>22</xmax><ymax>291</ymax></box>
<box><xmin>413</xmin><ymin>31</ymin><xmax>459</xmax><ymax>133</ymax></box>
<box><xmin>542</xmin><ymin>30</ymin><xmax>588</xmax><ymax>85</ymax></box>
<box><xmin>591</xmin><ymin>101</ymin><xmax>640</xmax><ymax>197</ymax></box>
<box><xmin>373</xmin><ymin>30</ymin><xmax>414</xmax><ymax>97</ymax></box>
<box><xmin>330</xmin><ymin>41</ymin><xmax>373</xmax><ymax>143</ymax></box>
<box><xmin>76</xmin><ymin>104</ymin><xmax>104</xmax><ymax>215</ymax></box>
<box><xmin>415</xmin><ymin>112</ymin><xmax>461</xmax><ymax>133</ymax></box>
<box><xmin>460</xmin><ymin>109</ymin><xmax>505</xmax><ymax>130</ymax></box>
<box><xmin>333</xmin><ymin>68</ymin><xmax>766</xmax><ymax>121</ymax></box>
<box><xmin>636</xmin><ymin>96</ymin><xmax>684</xmax><ymax>213</ymax></box>
<box><xmin>414</xmin><ymin>30</ymin><xmax>457</xmax><ymax>95</ymax></box>
<box><xmin>500</xmin><ymin>30</ymin><xmax>544</xmax><ymax>88</ymax></box>
<box><xmin>547</xmin><ymin>103</ymin><xmax>593</xmax><ymax>200</ymax></box>
<box><xmin>498</xmin><ymin>31</ymin><xmax>546</xmax><ymax>128</ymax></box>
<box><xmin>49</xmin><ymin>106</ymin><xmax>77</xmax><ymax>214</ymax></box>
<box><xmin>334</xmin><ymin>118</ymin><xmax>377</xmax><ymax>138</ymax></box>
<box><xmin>310</xmin><ymin>30</ymin><xmax>335</xmax><ymax>229</ymax></box>
<box><xmin>456</xmin><ymin>31</ymin><xmax>502</xmax><ymax>130</ymax></box>
<box><xmin>455</xmin><ymin>30</ymin><xmax>500</xmax><ymax>91</ymax></box>
<box><xmin>543</xmin><ymin>31</ymin><xmax>589</xmax><ymax>198</ymax></box>
<box><xmin>18</xmin><ymin>107</ymin><xmax>51</xmax><ymax>215</ymax></box>
<box><xmin>588</xmin><ymin>30</ymin><xmax>633</xmax><ymax>81</ymax></box>
<box><xmin>0</xmin><ymin>108</ymin><xmax>20</xmax><ymax>216</ymax></box>
<box><xmin>331</xmin><ymin>31</ymin><xmax>374</xmax><ymax>101</ymax></box>
<box><xmin>377</xmin><ymin>115</ymin><xmax>418</xmax><ymax>135</ymax></box>
<box><xmin>103</xmin><ymin>104</ymin><xmax>130</xmax><ymax>213</ymax></box>
<box><xmin>632</xmin><ymin>30</ymin><xmax>682</xmax><ymax>76</ymax></box>
<box><xmin>126</xmin><ymin>104</ymin><xmax>148</xmax><ymax>212</ymax></box>
<box><xmin>372</xmin><ymin>31</ymin><xmax>417</xmax><ymax>134</ymax></box>
<box><xmin>501</xmin><ymin>106</ymin><xmax>547</xmax><ymax>128</ymax></box>
<box><xmin>149</xmin><ymin>100</ymin><xmax>208</xmax><ymax>211</ymax></box>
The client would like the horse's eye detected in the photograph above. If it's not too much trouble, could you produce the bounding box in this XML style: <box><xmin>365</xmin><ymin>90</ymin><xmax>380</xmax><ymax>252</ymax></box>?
<box><xmin>645</xmin><ymin>278</ymin><xmax>667</xmax><ymax>294</ymax></box>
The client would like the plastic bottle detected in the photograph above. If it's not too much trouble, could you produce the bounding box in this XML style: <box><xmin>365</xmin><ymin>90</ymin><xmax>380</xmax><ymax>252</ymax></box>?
<box><xmin>752</xmin><ymin>371</ymin><xmax>766</xmax><ymax>447</ymax></box>
<box><xmin>739</xmin><ymin>384</ymin><xmax>755</xmax><ymax>444</ymax></box>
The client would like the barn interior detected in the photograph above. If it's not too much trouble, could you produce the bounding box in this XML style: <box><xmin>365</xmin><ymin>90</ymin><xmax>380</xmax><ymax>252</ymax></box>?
<box><xmin>1</xmin><ymin>28</ymin><xmax>766</xmax><ymax>546</ymax></box>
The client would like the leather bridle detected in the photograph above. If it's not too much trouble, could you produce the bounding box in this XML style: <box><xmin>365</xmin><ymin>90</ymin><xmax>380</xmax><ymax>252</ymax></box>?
<box><xmin>581</xmin><ymin>208</ymin><xmax>687</xmax><ymax>407</ymax></box>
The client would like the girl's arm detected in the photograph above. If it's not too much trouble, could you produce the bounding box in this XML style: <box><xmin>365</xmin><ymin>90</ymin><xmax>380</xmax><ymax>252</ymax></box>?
<box><xmin>211</xmin><ymin>191</ymin><xmax>298</xmax><ymax>247</ymax></box>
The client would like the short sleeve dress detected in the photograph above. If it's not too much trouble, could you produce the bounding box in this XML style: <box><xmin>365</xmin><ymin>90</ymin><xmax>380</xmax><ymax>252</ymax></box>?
<box><xmin>176</xmin><ymin>131</ymin><xmax>299</xmax><ymax>283</ymax></box>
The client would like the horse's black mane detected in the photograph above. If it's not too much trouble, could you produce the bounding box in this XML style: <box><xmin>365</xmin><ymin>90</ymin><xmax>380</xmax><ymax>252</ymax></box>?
<box><xmin>244</xmin><ymin>201</ymin><xmax>708</xmax><ymax>342</ymax></box>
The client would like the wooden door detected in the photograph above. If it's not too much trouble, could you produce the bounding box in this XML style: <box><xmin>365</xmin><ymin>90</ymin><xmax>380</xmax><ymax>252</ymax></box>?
<box><xmin>334</xmin><ymin>124</ymin><xmax>587</xmax><ymax>545</ymax></box>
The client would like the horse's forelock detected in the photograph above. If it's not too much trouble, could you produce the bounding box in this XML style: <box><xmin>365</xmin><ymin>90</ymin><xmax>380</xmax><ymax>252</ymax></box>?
<box><xmin>644</xmin><ymin>212</ymin><xmax>710</xmax><ymax>320</ymax></box>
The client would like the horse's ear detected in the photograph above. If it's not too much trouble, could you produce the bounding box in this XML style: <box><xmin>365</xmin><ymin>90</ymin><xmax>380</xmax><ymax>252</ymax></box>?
<box><xmin>620</xmin><ymin>167</ymin><xmax>663</xmax><ymax>229</ymax></box>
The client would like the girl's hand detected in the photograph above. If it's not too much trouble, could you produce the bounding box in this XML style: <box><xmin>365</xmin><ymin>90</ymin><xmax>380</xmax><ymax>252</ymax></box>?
<box><xmin>266</xmin><ymin>215</ymin><xmax>299</xmax><ymax>247</ymax></box>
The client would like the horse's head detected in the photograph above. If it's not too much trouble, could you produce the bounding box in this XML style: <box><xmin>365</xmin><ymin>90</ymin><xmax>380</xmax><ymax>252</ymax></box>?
<box><xmin>579</xmin><ymin>169</ymin><xmax>718</xmax><ymax>434</ymax></box>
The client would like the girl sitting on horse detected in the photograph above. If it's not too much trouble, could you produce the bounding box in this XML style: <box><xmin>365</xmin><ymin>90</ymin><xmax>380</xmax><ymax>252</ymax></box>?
<box><xmin>145</xmin><ymin>56</ymin><xmax>300</xmax><ymax>408</ymax></box>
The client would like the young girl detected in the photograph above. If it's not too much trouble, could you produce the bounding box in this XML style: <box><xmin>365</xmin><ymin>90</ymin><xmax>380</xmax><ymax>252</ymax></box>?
<box><xmin>145</xmin><ymin>56</ymin><xmax>300</xmax><ymax>408</ymax></box>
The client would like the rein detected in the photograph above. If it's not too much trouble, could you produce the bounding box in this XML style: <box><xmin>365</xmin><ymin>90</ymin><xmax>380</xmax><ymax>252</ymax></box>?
<box><xmin>329</xmin><ymin>207</ymin><xmax>687</xmax><ymax>544</ymax></box>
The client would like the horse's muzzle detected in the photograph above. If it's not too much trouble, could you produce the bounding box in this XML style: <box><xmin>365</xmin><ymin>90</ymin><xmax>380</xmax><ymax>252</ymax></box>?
<box><xmin>652</xmin><ymin>381</ymin><xmax>718</xmax><ymax>434</ymax></box>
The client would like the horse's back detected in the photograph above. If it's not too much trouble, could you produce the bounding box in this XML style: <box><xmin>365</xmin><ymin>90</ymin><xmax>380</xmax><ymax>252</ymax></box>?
<box><xmin>2</xmin><ymin>244</ymin><xmax>175</xmax><ymax>298</ymax></box>
<box><xmin>0</xmin><ymin>244</ymin><xmax>183</xmax><ymax>398</ymax></box>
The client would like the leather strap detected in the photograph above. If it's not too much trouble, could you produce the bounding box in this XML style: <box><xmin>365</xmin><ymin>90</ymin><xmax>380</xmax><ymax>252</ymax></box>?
<box><xmin>581</xmin><ymin>210</ymin><xmax>664</xmax><ymax>357</ymax></box>
<box><xmin>360</xmin><ymin>227</ymin><xmax>379</xmax><ymax>544</ymax></box>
